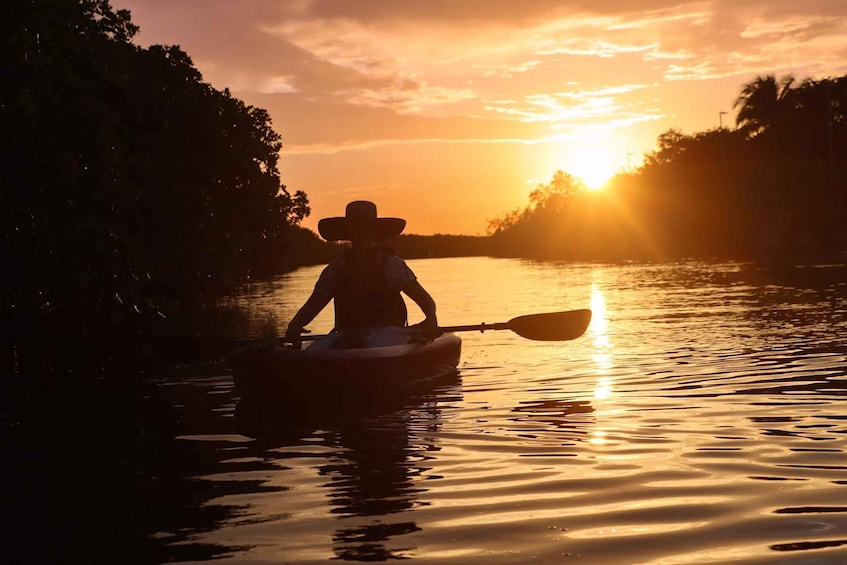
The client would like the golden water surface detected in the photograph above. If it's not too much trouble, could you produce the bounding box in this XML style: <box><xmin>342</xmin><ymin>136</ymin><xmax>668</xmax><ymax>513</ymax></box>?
<box><xmin>164</xmin><ymin>257</ymin><xmax>847</xmax><ymax>564</ymax></box>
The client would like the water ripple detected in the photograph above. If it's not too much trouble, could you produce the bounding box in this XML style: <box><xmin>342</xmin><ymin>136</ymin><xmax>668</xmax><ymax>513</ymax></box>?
<box><xmin>162</xmin><ymin>259</ymin><xmax>847</xmax><ymax>563</ymax></box>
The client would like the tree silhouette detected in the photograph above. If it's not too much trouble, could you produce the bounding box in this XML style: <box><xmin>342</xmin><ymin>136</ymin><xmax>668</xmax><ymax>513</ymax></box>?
<box><xmin>488</xmin><ymin>73</ymin><xmax>847</xmax><ymax>261</ymax></box>
<box><xmin>1</xmin><ymin>0</ymin><xmax>309</xmax><ymax>332</ymax></box>
<box><xmin>733</xmin><ymin>74</ymin><xmax>796</xmax><ymax>139</ymax></box>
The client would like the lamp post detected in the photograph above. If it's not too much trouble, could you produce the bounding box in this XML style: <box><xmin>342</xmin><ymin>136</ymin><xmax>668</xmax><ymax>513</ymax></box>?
<box><xmin>719</xmin><ymin>111</ymin><xmax>728</xmax><ymax>165</ymax></box>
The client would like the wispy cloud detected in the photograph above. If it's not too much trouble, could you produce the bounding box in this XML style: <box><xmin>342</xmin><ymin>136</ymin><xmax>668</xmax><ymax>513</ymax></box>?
<box><xmin>116</xmin><ymin>0</ymin><xmax>847</xmax><ymax>232</ymax></box>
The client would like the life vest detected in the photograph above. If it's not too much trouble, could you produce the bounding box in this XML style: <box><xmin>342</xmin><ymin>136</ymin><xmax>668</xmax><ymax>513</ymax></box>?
<box><xmin>333</xmin><ymin>246</ymin><xmax>408</xmax><ymax>331</ymax></box>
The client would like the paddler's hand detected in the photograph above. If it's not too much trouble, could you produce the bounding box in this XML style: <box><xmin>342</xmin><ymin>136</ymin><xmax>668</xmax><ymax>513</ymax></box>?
<box><xmin>285</xmin><ymin>323</ymin><xmax>304</xmax><ymax>349</ymax></box>
<box><xmin>413</xmin><ymin>317</ymin><xmax>441</xmax><ymax>340</ymax></box>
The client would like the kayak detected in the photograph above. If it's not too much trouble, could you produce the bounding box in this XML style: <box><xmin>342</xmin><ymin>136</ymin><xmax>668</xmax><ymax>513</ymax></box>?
<box><xmin>231</xmin><ymin>328</ymin><xmax>462</xmax><ymax>415</ymax></box>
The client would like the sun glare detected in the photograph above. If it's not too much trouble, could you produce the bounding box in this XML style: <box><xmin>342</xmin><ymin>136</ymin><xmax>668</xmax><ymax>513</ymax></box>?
<box><xmin>568</xmin><ymin>148</ymin><xmax>618</xmax><ymax>190</ymax></box>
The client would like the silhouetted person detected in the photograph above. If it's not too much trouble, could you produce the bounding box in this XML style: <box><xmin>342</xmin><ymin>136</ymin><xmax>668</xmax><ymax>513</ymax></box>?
<box><xmin>285</xmin><ymin>201</ymin><xmax>438</xmax><ymax>344</ymax></box>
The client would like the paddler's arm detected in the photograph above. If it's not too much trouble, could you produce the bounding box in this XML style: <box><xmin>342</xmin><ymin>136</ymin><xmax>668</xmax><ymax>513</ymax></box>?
<box><xmin>285</xmin><ymin>291</ymin><xmax>332</xmax><ymax>340</ymax></box>
<box><xmin>403</xmin><ymin>280</ymin><xmax>439</xmax><ymax>335</ymax></box>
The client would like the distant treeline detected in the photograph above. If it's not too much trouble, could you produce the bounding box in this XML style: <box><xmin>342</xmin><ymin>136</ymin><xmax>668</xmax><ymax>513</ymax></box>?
<box><xmin>487</xmin><ymin>74</ymin><xmax>847</xmax><ymax>261</ymax></box>
<box><xmin>2</xmin><ymin>1</ymin><xmax>308</xmax><ymax>332</ymax></box>
<box><xmin>392</xmin><ymin>234</ymin><xmax>492</xmax><ymax>259</ymax></box>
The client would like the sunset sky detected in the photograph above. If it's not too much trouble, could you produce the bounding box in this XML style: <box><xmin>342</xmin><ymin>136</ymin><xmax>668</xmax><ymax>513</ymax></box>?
<box><xmin>116</xmin><ymin>1</ymin><xmax>847</xmax><ymax>235</ymax></box>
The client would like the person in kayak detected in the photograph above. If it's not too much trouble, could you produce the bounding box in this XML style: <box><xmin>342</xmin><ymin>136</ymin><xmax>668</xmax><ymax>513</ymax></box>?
<box><xmin>285</xmin><ymin>200</ymin><xmax>439</xmax><ymax>345</ymax></box>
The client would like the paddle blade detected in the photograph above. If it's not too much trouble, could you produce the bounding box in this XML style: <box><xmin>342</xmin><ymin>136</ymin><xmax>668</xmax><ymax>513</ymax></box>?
<box><xmin>506</xmin><ymin>309</ymin><xmax>592</xmax><ymax>341</ymax></box>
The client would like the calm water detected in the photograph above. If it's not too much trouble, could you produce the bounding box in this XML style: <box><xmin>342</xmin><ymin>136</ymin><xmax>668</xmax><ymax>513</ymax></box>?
<box><xmin>162</xmin><ymin>257</ymin><xmax>847</xmax><ymax>564</ymax></box>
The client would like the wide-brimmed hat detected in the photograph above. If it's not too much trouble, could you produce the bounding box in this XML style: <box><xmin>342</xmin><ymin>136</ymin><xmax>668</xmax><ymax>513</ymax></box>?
<box><xmin>318</xmin><ymin>200</ymin><xmax>406</xmax><ymax>242</ymax></box>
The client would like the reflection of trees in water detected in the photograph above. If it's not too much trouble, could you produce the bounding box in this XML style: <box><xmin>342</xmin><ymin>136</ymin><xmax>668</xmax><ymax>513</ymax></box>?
<box><xmin>722</xmin><ymin>264</ymin><xmax>847</xmax><ymax>358</ymax></box>
<box><xmin>2</xmin><ymin>340</ymin><xmax>284</xmax><ymax>564</ymax></box>
<box><xmin>631</xmin><ymin>264</ymin><xmax>847</xmax><ymax>400</ymax></box>
<box><xmin>4</xmin><ymin>334</ymin><xmax>461</xmax><ymax>562</ymax></box>
<box><xmin>125</xmin><ymin>365</ymin><xmax>294</xmax><ymax>562</ymax></box>
<box><xmin>635</xmin><ymin>262</ymin><xmax>847</xmax><ymax>348</ymax></box>
<box><xmin>151</xmin><ymin>439</ymin><xmax>289</xmax><ymax>561</ymax></box>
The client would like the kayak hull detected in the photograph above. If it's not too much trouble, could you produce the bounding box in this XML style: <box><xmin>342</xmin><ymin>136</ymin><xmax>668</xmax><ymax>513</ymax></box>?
<box><xmin>232</xmin><ymin>330</ymin><xmax>462</xmax><ymax>416</ymax></box>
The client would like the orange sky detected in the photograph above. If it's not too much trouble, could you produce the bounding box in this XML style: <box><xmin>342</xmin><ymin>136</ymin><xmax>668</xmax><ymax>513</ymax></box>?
<box><xmin>116</xmin><ymin>1</ymin><xmax>847</xmax><ymax>235</ymax></box>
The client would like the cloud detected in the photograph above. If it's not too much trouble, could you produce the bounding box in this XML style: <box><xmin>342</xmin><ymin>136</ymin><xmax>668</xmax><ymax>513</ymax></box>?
<box><xmin>122</xmin><ymin>1</ymin><xmax>847</xmax><ymax>107</ymax></box>
<box><xmin>116</xmin><ymin>0</ymin><xmax>847</xmax><ymax>232</ymax></box>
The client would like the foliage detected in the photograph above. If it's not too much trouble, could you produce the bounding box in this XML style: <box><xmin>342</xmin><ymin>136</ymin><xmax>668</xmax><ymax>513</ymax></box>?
<box><xmin>391</xmin><ymin>234</ymin><xmax>493</xmax><ymax>259</ymax></box>
<box><xmin>487</xmin><ymin>172</ymin><xmax>587</xmax><ymax>257</ymax></box>
<box><xmin>489</xmin><ymin>73</ymin><xmax>847</xmax><ymax>261</ymax></box>
<box><xmin>489</xmin><ymin>171</ymin><xmax>585</xmax><ymax>233</ymax></box>
<box><xmin>734</xmin><ymin>75</ymin><xmax>797</xmax><ymax>140</ymax></box>
<box><xmin>1</xmin><ymin>0</ymin><xmax>309</xmax><ymax>331</ymax></box>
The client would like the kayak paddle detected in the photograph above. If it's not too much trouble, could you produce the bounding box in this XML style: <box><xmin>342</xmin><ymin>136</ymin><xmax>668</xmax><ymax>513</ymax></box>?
<box><xmin>278</xmin><ymin>308</ymin><xmax>593</xmax><ymax>343</ymax></box>
<box><xmin>438</xmin><ymin>309</ymin><xmax>592</xmax><ymax>341</ymax></box>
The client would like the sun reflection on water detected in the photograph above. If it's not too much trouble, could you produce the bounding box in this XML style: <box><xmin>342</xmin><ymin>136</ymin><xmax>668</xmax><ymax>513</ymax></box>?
<box><xmin>589</xmin><ymin>282</ymin><xmax>615</xmax><ymax>402</ymax></box>
<box><xmin>590</xmin><ymin>430</ymin><xmax>608</xmax><ymax>445</ymax></box>
<box><xmin>594</xmin><ymin>377</ymin><xmax>613</xmax><ymax>400</ymax></box>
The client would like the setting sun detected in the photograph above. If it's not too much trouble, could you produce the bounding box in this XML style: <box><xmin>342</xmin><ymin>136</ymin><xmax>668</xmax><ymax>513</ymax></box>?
<box><xmin>568</xmin><ymin>148</ymin><xmax>618</xmax><ymax>190</ymax></box>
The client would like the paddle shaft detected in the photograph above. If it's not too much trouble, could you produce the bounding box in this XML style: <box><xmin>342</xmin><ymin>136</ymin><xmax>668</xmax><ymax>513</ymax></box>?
<box><xmin>438</xmin><ymin>322</ymin><xmax>510</xmax><ymax>333</ymax></box>
<box><xmin>280</xmin><ymin>309</ymin><xmax>592</xmax><ymax>343</ymax></box>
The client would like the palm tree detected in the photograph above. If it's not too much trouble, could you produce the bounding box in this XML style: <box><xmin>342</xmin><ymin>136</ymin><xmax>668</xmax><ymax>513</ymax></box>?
<box><xmin>733</xmin><ymin>74</ymin><xmax>796</xmax><ymax>139</ymax></box>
